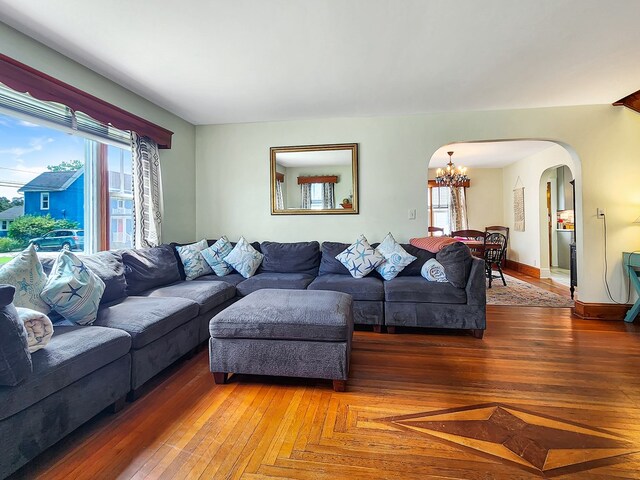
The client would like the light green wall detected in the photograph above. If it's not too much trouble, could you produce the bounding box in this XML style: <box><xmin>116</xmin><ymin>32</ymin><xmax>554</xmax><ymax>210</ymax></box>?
<box><xmin>0</xmin><ymin>22</ymin><xmax>197</xmax><ymax>243</ymax></box>
<box><xmin>195</xmin><ymin>105</ymin><xmax>640</xmax><ymax>304</ymax></box>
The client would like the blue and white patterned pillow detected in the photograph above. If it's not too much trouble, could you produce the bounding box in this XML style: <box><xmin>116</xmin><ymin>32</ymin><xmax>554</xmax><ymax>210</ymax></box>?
<box><xmin>375</xmin><ymin>233</ymin><xmax>417</xmax><ymax>281</ymax></box>
<box><xmin>336</xmin><ymin>234</ymin><xmax>385</xmax><ymax>279</ymax></box>
<box><xmin>0</xmin><ymin>244</ymin><xmax>50</xmax><ymax>313</ymax></box>
<box><xmin>201</xmin><ymin>236</ymin><xmax>234</xmax><ymax>276</ymax></box>
<box><xmin>40</xmin><ymin>251</ymin><xmax>106</xmax><ymax>325</ymax></box>
<box><xmin>224</xmin><ymin>237</ymin><xmax>263</xmax><ymax>278</ymax></box>
<box><xmin>176</xmin><ymin>239</ymin><xmax>212</xmax><ymax>280</ymax></box>
<box><xmin>421</xmin><ymin>258</ymin><xmax>449</xmax><ymax>282</ymax></box>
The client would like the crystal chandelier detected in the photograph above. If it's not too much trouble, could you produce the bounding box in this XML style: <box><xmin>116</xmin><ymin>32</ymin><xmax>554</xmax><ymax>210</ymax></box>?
<box><xmin>435</xmin><ymin>151</ymin><xmax>469</xmax><ymax>188</ymax></box>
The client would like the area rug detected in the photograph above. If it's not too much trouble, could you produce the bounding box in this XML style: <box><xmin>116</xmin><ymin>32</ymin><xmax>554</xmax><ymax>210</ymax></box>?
<box><xmin>486</xmin><ymin>274</ymin><xmax>574</xmax><ymax>307</ymax></box>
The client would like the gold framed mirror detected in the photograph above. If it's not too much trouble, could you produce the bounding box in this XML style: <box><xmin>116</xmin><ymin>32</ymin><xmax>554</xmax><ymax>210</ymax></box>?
<box><xmin>270</xmin><ymin>143</ymin><xmax>359</xmax><ymax>215</ymax></box>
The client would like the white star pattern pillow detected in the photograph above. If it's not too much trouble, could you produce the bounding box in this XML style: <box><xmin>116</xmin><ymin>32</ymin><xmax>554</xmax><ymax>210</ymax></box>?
<box><xmin>335</xmin><ymin>234</ymin><xmax>385</xmax><ymax>279</ymax></box>
<box><xmin>223</xmin><ymin>237</ymin><xmax>264</xmax><ymax>278</ymax></box>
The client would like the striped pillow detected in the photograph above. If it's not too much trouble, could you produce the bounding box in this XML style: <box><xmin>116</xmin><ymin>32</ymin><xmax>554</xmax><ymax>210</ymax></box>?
<box><xmin>410</xmin><ymin>236</ymin><xmax>457</xmax><ymax>253</ymax></box>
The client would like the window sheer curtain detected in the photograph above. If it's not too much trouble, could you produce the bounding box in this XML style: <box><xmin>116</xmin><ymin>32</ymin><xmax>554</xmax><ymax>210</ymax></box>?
<box><xmin>448</xmin><ymin>186</ymin><xmax>468</xmax><ymax>232</ymax></box>
<box><xmin>301</xmin><ymin>183</ymin><xmax>312</xmax><ymax>209</ymax></box>
<box><xmin>322</xmin><ymin>182</ymin><xmax>335</xmax><ymax>209</ymax></box>
<box><xmin>275</xmin><ymin>180</ymin><xmax>284</xmax><ymax>209</ymax></box>
<box><xmin>131</xmin><ymin>132</ymin><xmax>163</xmax><ymax>248</ymax></box>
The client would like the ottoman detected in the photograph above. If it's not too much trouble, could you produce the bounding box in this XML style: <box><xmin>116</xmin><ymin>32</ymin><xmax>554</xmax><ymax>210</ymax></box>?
<box><xmin>209</xmin><ymin>289</ymin><xmax>353</xmax><ymax>391</ymax></box>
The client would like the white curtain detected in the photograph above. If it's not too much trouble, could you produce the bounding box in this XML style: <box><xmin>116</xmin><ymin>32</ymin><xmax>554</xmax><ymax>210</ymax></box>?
<box><xmin>301</xmin><ymin>183</ymin><xmax>311</xmax><ymax>209</ymax></box>
<box><xmin>275</xmin><ymin>180</ymin><xmax>284</xmax><ymax>210</ymax></box>
<box><xmin>448</xmin><ymin>186</ymin><xmax>468</xmax><ymax>232</ymax></box>
<box><xmin>322</xmin><ymin>182</ymin><xmax>335</xmax><ymax>209</ymax></box>
<box><xmin>131</xmin><ymin>132</ymin><xmax>163</xmax><ymax>248</ymax></box>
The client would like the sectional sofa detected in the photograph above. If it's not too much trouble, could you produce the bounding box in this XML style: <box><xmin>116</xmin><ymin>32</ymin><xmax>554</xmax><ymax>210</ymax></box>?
<box><xmin>0</xmin><ymin>239</ymin><xmax>485</xmax><ymax>478</ymax></box>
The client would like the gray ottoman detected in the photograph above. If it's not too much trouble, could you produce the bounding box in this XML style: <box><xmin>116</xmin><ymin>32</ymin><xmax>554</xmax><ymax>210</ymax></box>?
<box><xmin>209</xmin><ymin>289</ymin><xmax>353</xmax><ymax>391</ymax></box>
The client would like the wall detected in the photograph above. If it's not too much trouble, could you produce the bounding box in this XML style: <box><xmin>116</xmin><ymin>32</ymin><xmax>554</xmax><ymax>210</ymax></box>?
<box><xmin>195</xmin><ymin>105</ymin><xmax>640</xmax><ymax>305</ymax></box>
<box><xmin>428</xmin><ymin>167</ymin><xmax>504</xmax><ymax>231</ymax></box>
<box><xmin>0</xmin><ymin>22</ymin><xmax>197</xmax><ymax>243</ymax></box>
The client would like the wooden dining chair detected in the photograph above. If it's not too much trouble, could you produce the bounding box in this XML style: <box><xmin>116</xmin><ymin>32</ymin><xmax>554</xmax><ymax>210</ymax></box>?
<box><xmin>451</xmin><ymin>229</ymin><xmax>485</xmax><ymax>241</ymax></box>
<box><xmin>485</xmin><ymin>232</ymin><xmax>508</xmax><ymax>288</ymax></box>
<box><xmin>427</xmin><ymin>226</ymin><xmax>444</xmax><ymax>237</ymax></box>
<box><xmin>485</xmin><ymin>225</ymin><xmax>509</xmax><ymax>266</ymax></box>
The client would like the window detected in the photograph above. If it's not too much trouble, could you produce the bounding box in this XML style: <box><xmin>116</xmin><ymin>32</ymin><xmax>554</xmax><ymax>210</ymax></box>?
<box><xmin>0</xmin><ymin>83</ymin><xmax>134</xmax><ymax>253</ymax></box>
<box><xmin>428</xmin><ymin>184</ymin><xmax>451</xmax><ymax>233</ymax></box>
<box><xmin>310</xmin><ymin>183</ymin><xmax>323</xmax><ymax>209</ymax></box>
<box><xmin>1</xmin><ymin>220</ymin><xmax>8</xmax><ymax>230</ymax></box>
<box><xmin>40</xmin><ymin>192</ymin><xmax>49</xmax><ymax>210</ymax></box>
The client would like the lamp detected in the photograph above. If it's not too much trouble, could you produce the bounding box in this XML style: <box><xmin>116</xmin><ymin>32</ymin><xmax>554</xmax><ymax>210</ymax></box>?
<box><xmin>435</xmin><ymin>151</ymin><xmax>469</xmax><ymax>188</ymax></box>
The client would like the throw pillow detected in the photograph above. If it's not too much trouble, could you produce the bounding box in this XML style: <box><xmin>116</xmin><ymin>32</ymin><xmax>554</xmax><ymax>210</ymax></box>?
<box><xmin>421</xmin><ymin>258</ymin><xmax>449</xmax><ymax>282</ymax></box>
<box><xmin>436</xmin><ymin>242</ymin><xmax>473</xmax><ymax>288</ymax></box>
<box><xmin>17</xmin><ymin>307</ymin><xmax>54</xmax><ymax>353</ymax></box>
<box><xmin>410</xmin><ymin>236</ymin><xmax>457</xmax><ymax>253</ymax></box>
<box><xmin>0</xmin><ymin>244</ymin><xmax>50</xmax><ymax>313</ymax></box>
<box><xmin>176</xmin><ymin>239</ymin><xmax>213</xmax><ymax>280</ymax></box>
<box><xmin>224</xmin><ymin>236</ymin><xmax>264</xmax><ymax>278</ymax></box>
<box><xmin>0</xmin><ymin>285</ymin><xmax>32</xmax><ymax>386</ymax></box>
<box><xmin>375</xmin><ymin>233</ymin><xmax>417</xmax><ymax>281</ymax></box>
<box><xmin>41</xmin><ymin>251</ymin><xmax>106</xmax><ymax>325</ymax></box>
<box><xmin>335</xmin><ymin>234</ymin><xmax>385</xmax><ymax>279</ymax></box>
<box><xmin>201</xmin><ymin>236</ymin><xmax>234</xmax><ymax>276</ymax></box>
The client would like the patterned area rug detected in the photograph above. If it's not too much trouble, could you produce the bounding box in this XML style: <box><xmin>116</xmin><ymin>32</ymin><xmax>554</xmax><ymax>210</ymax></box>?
<box><xmin>486</xmin><ymin>274</ymin><xmax>574</xmax><ymax>307</ymax></box>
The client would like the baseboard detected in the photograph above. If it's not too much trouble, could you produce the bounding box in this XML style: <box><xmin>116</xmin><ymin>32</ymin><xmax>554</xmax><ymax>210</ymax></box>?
<box><xmin>573</xmin><ymin>300</ymin><xmax>632</xmax><ymax>320</ymax></box>
<box><xmin>505</xmin><ymin>259</ymin><xmax>540</xmax><ymax>278</ymax></box>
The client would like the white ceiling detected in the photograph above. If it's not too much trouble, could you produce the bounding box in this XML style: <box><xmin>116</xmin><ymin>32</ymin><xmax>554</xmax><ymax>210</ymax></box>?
<box><xmin>276</xmin><ymin>150</ymin><xmax>352</xmax><ymax>168</ymax></box>
<box><xmin>430</xmin><ymin>141</ymin><xmax>557</xmax><ymax>168</ymax></box>
<box><xmin>1</xmin><ymin>1</ymin><xmax>639</xmax><ymax>125</ymax></box>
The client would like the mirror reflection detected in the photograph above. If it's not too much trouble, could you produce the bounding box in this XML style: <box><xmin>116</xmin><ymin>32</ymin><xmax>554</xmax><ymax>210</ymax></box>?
<box><xmin>270</xmin><ymin>144</ymin><xmax>358</xmax><ymax>215</ymax></box>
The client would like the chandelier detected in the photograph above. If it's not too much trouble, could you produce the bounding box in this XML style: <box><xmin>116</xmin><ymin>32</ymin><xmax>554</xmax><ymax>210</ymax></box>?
<box><xmin>435</xmin><ymin>151</ymin><xmax>469</xmax><ymax>188</ymax></box>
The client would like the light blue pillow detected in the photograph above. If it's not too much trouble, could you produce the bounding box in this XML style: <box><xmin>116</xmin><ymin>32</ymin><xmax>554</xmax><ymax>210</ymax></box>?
<box><xmin>176</xmin><ymin>239</ymin><xmax>212</xmax><ymax>280</ymax></box>
<box><xmin>40</xmin><ymin>251</ymin><xmax>105</xmax><ymax>325</ymax></box>
<box><xmin>336</xmin><ymin>234</ymin><xmax>385</xmax><ymax>279</ymax></box>
<box><xmin>201</xmin><ymin>236</ymin><xmax>234</xmax><ymax>276</ymax></box>
<box><xmin>421</xmin><ymin>258</ymin><xmax>449</xmax><ymax>282</ymax></box>
<box><xmin>224</xmin><ymin>237</ymin><xmax>263</xmax><ymax>278</ymax></box>
<box><xmin>0</xmin><ymin>244</ymin><xmax>50</xmax><ymax>313</ymax></box>
<box><xmin>375</xmin><ymin>232</ymin><xmax>417</xmax><ymax>281</ymax></box>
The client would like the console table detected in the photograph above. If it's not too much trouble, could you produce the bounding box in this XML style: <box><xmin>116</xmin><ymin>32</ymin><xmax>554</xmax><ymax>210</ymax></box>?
<box><xmin>623</xmin><ymin>252</ymin><xmax>640</xmax><ymax>322</ymax></box>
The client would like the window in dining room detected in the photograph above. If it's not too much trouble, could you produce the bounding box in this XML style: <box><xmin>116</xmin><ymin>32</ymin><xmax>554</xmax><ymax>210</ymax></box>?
<box><xmin>428</xmin><ymin>184</ymin><xmax>451</xmax><ymax>233</ymax></box>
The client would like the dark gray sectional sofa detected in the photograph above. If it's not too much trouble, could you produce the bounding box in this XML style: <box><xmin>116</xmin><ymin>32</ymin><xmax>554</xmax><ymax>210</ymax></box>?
<box><xmin>0</xmin><ymin>239</ymin><xmax>485</xmax><ymax>479</ymax></box>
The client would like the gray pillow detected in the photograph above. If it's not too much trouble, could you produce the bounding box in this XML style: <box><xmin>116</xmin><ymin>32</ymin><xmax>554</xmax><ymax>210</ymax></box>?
<box><xmin>436</xmin><ymin>242</ymin><xmax>473</xmax><ymax>288</ymax></box>
<box><xmin>398</xmin><ymin>243</ymin><xmax>437</xmax><ymax>277</ymax></box>
<box><xmin>0</xmin><ymin>285</ymin><xmax>32</xmax><ymax>386</ymax></box>
<box><xmin>122</xmin><ymin>245</ymin><xmax>182</xmax><ymax>295</ymax></box>
<box><xmin>81</xmin><ymin>251</ymin><xmax>127</xmax><ymax>304</ymax></box>
<box><xmin>260</xmin><ymin>241</ymin><xmax>320</xmax><ymax>276</ymax></box>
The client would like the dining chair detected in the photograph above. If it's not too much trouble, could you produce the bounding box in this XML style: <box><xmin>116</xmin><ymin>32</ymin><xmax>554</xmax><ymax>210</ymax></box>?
<box><xmin>428</xmin><ymin>226</ymin><xmax>445</xmax><ymax>237</ymax></box>
<box><xmin>451</xmin><ymin>229</ymin><xmax>485</xmax><ymax>241</ymax></box>
<box><xmin>484</xmin><ymin>232</ymin><xmax>508</xmax><ymax>288</ymax></box>
<box><xmin>485</xmin><ymin>225</ymin><xmax>509</xmax><ymax>266</ymax></box>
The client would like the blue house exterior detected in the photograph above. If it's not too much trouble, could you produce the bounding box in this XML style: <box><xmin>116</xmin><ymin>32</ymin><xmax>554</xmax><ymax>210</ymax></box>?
<box><xmin>19</xmin><ymin>170</ymin><xmax>84</xmax><ymax>228</ymax></box>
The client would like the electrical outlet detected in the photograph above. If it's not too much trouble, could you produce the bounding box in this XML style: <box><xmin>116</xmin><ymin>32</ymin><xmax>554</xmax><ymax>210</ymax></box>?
<box><xmin>597</xmin><ymin>208</ymin><xmax>605</xmax><ymax>219</ymax></box>
<box><xmin>408</xmin><ymin>208</ymin><xmax>416</xmax><ymax>220</ymax></box>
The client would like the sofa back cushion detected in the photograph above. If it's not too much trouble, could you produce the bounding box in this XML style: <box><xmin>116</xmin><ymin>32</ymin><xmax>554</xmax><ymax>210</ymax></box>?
<box><xmin>259</xmin><ymin>241</ymin><xmax>320</xmax><ymax>276</ymax></box>
<box><xmin>436</xmin><ymin>242</ymin><xmax>473</xmax><ymax>288</ymax></box>
<box><xmin>81</xmin><ymin>251</ymin><xmax>127</xmax><ymax>304</ymax></box>
<box><xmin>122</xmin><ymin>245</ymin><xmax>182</xmax><ymax>295</ymax></box>
<box><xmin>397</xmin><ymin>244</ymin><xmax>437</xmax><ymax>277</ymax></box>
<box><xmin>0</xmin><ymin>285</ymin><xmax>32</xmax><ymax>386</ymax></box>
<box><xmin>318</xmin><ymin>242</ymin><xmax>351</xmax><ymax>276</ymax></box>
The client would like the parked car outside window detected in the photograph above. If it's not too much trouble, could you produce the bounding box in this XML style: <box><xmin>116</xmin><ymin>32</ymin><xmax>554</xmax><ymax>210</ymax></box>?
<box><xmin>29</xmin><ymin>229</ymin><xmax>85</xmax><ymax>252</ymax></box>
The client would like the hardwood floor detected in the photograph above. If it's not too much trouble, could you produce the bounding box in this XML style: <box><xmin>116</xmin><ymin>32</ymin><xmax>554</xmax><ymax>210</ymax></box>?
<box><xmin>10</xmin><ymin>305</ymin><xmax>640</xmax><ymax>479</ymax></box>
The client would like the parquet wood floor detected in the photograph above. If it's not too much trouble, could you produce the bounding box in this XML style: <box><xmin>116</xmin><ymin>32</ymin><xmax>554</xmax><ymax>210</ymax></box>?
<box><xmin>10</xmin><ymin>303</ymin><xmax>640</xmax><ymax>479</ymax></box>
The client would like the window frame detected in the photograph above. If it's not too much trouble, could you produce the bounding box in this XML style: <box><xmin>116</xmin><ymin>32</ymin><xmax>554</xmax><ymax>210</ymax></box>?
<box><xmin>40</xmin><ymin>192</ymin><xmax>50</xmax><ymax>210</ymax></box>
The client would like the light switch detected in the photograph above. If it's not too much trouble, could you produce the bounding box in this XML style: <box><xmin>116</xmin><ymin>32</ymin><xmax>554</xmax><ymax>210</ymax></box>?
<box><xmin>408</xmin><ymin>208</ymin><xmax>416</xmax><ymax>220</ymax></box>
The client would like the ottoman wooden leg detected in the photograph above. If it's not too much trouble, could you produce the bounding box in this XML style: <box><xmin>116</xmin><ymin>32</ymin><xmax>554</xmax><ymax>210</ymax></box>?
<box><xmin>333</xmin><ymin>380</ymin><xmax>346</xmax><ymax>392</ymax></box>
<box><xmin>212</xmin><ymin>372</ymin><xmax>228</xmax><ymax>384</ymax></box>
<box><xmin>471</xmin><ymin>329</ymin><xmax>484</xmax><ymax>339</ymax></box>
<box><xmin>372</xmin><ymin>325</ymin><xmax>383</xmax><ymax>333</ymax></box>
<box><xmin>387</xmin><ymin>326</ymin><xmax>396</xmax><ymax>334</ymax></box>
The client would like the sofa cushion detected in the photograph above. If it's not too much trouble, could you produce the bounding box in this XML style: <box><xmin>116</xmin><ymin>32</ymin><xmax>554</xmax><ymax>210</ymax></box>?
<box><xmin>175</xmin><ymin>239</ymin><xmax>213</xmax><ymax>280</ymax></box>
<box><xmin>171</xmin><ymin>240</ymin><xmax>261</xmax><ymax>280</ymax></box>
<box><xmin>224</xmin><ymin>237</ymin><xmax>264</xmax><ymax>278</ymax></box>
<box><xmin>80</xmin><ymin>251</ymin><xmax>127</xmax><ymax>304</ymax></box>
<box><xmin>436</xmin><ymin>242</ymin><xmax>473</xmax><ymax>288</ymax></box>
<box><xmin>259</xmin><ymin>241</ymin><xmax>320</xmax><ymax>276</ymax></box>
<box><xmin>0</xmin><ymin>325</ymin><xmax>131</xmax><ymax>421</ymax></box>
<box><xmin>210</xmin><ymin>289</ymin><xmax>352</xmax><ymax>342</ymax></box>
<box><xmin>0</xmin><ymin>245</ymin><xmax>50</xmax><ymax>313</ymax></box>
<box><xmin>307</xmin><ymin>274</ymin><xmax>384</xmax><ymax>301</ymax></box>
<box><xmin>201</xmin><ymin>236</ymin><xmax>234</xmax><ymax>276</ymax></box>
<box><xmin>384</xmin><ymin>277</ymin><xmax>467</xmax><ymax>304</ymax></box>
<box><xmin>375</xmin><ymin>233</ymin><xmax>417</xmax><ymax>281</ymax></box>
<box><xmin>142</xmin><ymin>281</ymin><xmax>236</xmax><ymax>315</ymax></box>
<box><xmin>195</xmin><ymin>273</ymin><xmax>246</xmax><ymax>287</ymax></box>
<box><xmin>318</xmin><ymin>242</ymin><xmax>351</xmax><ymax>275</ymax></box>
<box><xmin>236</xmin><ymin>272</ymin><xmax>314</xmax><ymax>297</ymax></box>
<box><xmin>0</xmin><ymin>285</ymin><xmax>32</xmax><ymax>387</ymax></box>
<box><xmin>94</xmin><ymin>296</ymin><xmax>199</xmax><ymax>349</ymax></box>
<box><xmin>122</xmin><ymin>245</ymin><xmax>182</xmax><ymax>295</ymax></box>
<box><xmin>336</xmin><ymin>235</ymin><xmax>385</xmax><ymax>279</ymax></box>
<box><xmin>397</xmin><ymin>244</ymin><xmax>436</xmax><ymax>277</ymax></box>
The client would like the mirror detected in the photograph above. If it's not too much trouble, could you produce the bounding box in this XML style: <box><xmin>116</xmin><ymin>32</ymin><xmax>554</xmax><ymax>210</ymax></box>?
<box><xmin>270</xmin><ymin>143</ymin><xmax>358</xmax><ymax>215</ymax></box>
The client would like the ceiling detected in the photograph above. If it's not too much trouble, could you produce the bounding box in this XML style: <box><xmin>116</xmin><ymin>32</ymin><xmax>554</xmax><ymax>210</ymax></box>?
<box><xmin>275</xmin><ymin>149</ymin><xmax>352</xmax><ymax>168</ymax></box>
<box><xmin>1</xmin><ymin>0</ymin><xmax>639</xmax><ymax>125</ymax></box>
<box><xmin>429</xmin><ymin>141</ymin><xmax>557</xmax><ymax>168</ymax></box>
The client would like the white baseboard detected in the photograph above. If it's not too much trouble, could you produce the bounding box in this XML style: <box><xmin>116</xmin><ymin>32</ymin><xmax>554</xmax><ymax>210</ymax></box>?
<box><xmin>539</xmin><ymin>267</ymin><xmax>551</xmax><ymax>278</ymax></box>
